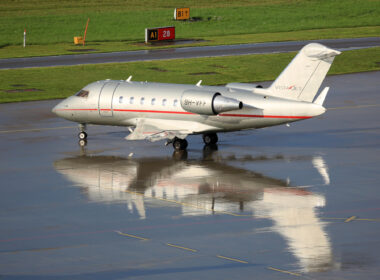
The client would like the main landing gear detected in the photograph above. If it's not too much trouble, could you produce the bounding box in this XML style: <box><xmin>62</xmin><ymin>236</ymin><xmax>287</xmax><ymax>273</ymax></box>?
<box><xmin>169</xmin><ymin>133</ymin><xmax>218</xmax><ymax>151</ymax></box>
<box><xmin>78</xmin><ymin>123</ymin><xmax>87</xmax><ymax>147</ymax></box>
<box><xmin>202</xmin><ymin>133</ymin><xmax>218</xmax><ymax>145</ymax></box>
<box><xmin>172</xmin><ymin>137</ymin><xmax>188</xmax><ymax>151</ymax></box>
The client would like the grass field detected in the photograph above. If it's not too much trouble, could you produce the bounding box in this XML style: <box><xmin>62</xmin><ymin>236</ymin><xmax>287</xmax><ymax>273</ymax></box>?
<box><xmin>0</xmin><ymin>0</ymin><xmax>379</xmax><ymax>58</ymax></box>
<box><xmin>1</xmin><ymin>47</ymin><xmax>379</xmax><ymax>103</ymax></box>
<box><xmin>1</xmin><ymin>26</ymin><xmax>379</xmax><ymax>59</ymax></box>
<box><xmin>1</xmin><ymin>0</ymin><xmax>379</xmax><ymax>103</ymax></box>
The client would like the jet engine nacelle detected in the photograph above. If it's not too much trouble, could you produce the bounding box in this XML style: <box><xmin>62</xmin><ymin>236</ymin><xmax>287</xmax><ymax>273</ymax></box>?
<box><xmin>181</xmin><ymin>89</ymin><xmax>243</xmax><ymax>115</ymax></box>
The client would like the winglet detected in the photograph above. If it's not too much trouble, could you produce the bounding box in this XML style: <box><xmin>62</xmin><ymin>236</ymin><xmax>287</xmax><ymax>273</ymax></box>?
<box><xmin>196</xmin><ymin>80</ymin><xmax>202</xmax><ymax>87</ymax></box>
<box><xmin>126</xmin><ymin>75</ymin><xmax>132</xmax><ymax>82</ymax></box>
<box><xmin>314</xmin><ymin>87</ymin><xmax>329</xmax><ymax>106</ymax></box>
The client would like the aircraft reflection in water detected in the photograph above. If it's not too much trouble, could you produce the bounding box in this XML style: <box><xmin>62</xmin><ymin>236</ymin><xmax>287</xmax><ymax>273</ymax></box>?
<box><xmin>54</xmin><ymin>150</ymin><xmax>334</xmax><ymax>273</ymax></box>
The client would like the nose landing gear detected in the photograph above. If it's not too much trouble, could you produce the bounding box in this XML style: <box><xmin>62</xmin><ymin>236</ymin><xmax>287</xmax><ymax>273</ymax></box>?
<box><xmin>78</xmin><ymin>123</ymin><xmax>87</xmax><ymax>147</ymax></box>
<box><xmin>78</xmin><ymin>139</ymin><xmax>87</xmax><ymax>147</ymax></box>
<box><xmin>78</xmin><ymin>131</ymin><xmax>87</xmax><ymax>140</ymax></box>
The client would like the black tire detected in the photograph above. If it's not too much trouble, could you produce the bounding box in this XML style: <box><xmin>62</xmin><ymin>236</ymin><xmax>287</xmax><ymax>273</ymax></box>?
<box><xmin>78</xmin><ymin>131</ymin><xmax>87</xmax><ymax>140</ymax></box>
<box><xmin>173</xmin><ymin>138</ymin><xmax>188</xmax><ymax>151</ymax></box>
<box><xmin>203</xmin><ymin>133</ymin><xmax>218</xmax><ymax>145</ymax></box>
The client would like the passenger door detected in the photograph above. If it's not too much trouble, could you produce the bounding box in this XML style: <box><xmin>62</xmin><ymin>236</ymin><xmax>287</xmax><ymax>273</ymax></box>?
<box><xmin>98</xmin><ymin>82</ymin><xmax>119</xmax><ymax>116</ymax></box>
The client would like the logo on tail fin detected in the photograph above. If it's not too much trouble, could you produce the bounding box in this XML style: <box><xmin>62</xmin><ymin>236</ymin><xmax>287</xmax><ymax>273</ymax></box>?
<box><xmin>274</xmin><ymin>85</ymin><xmax>302</xmax><ymax>92</ymax></box>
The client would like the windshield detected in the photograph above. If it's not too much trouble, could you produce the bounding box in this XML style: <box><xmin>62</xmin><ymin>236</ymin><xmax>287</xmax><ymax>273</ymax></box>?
<box><xmin>75</xmin><ymin>90</ymin><xmax>89</xmax><ymax>98</ymax></box>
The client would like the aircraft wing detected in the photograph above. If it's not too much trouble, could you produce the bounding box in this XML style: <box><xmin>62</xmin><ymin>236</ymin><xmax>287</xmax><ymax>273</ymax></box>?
<box><xmin>126</xmin><ymin>118</ymin><xmax>218</xmax><ymax>142</ymax></box>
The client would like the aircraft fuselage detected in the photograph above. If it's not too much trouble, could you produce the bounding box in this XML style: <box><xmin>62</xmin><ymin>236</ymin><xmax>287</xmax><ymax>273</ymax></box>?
<box><xmin>52</xmin><ymin>43</ymin><xmax>339</xmax><ymax>149</ymax></box>
<box><xmin>53</xmin><ymin>80</ymin><xmax>324</xmax><ymax>132</ymax></box>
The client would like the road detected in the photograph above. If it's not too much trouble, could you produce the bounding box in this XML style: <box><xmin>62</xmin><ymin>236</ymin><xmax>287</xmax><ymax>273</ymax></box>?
<box><xmin>1</xmin><ymin>37</ymin><xmax>379</xmax><ymax>69</ymax></box>
<box><xmin>0</xmin><ymin>72</ymin><xmax>379</xmax><ymax>279</ymax></box>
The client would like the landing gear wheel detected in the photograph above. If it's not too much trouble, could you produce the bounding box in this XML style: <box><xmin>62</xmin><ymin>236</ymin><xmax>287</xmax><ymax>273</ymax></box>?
<box><xmin>78</xmin><ymin>139</ymin><xmax>87</xmax><ymax>147</ymax></box>
<box><xmin>203</xmin><ymin>133</ymin><xmax>218</xmax><ymax>145</ymax></box>
<box><xmin>78</xmin><ymin>131</ymin><xmax>87</xmax><ymax>140</ymax></box>
<box><xmin>172</xmin><ymin>138</ymin><xmax>188</xmax><ymax>151</ymax></box>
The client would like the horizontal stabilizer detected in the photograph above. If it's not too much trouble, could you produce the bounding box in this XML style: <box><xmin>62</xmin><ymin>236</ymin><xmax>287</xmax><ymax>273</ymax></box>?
<box><xmin>313</xmin><ymin>87</ymin><xmax>329</xmax><ymax>106</ymax></box>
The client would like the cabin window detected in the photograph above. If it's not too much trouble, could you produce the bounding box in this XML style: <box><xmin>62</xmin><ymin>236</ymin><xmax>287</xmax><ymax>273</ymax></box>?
<box><xmin>162</xmin><ymin>98</ymin><xmax>167</xmax><ymax>106</ymax></box>
<box><xmin>140</xmin><ymin>97</ymin><xmax>145</xmax><ymax>105</ymax></box>
<box><xmin>119</xmin><ymin>96</ymin><xmax>123</xmax><ymax>103</ymax></box>
<box><xmin>75</xmin><ymin>90</ymin><xmax>89</xmax><ymax>98</ymax></box>
<box><xmin>151</xmin><ymin>98</ymin><xmax>156</xmax><ymax>105</ymax></box>
<box><xmin>129</xmin><ymin>97</ymin><xmax>134</xmax><ymax>104</ymax></box>
<box><xmin>173</xmin><ymin>99</ymin><xmax>178</xmax><ymax>107</ymax></box>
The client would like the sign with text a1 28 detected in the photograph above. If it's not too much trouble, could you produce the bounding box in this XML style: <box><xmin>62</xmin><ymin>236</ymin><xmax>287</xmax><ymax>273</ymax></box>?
<box><xmin>174</xmin><ymin>8</ymin><xmax>190</xmax><ymax>20</ymax></box>
<box><xmin>145</xmin><ymin>26</ymin><xmax>175</xmax><ymax>43</ymax></box>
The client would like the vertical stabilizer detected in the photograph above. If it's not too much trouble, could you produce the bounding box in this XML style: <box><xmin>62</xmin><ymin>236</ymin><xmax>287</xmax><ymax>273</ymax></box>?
<box><xmin>268</xmin><ymin>43</ymin><xmax>340</xmax><ymax>102</ymax></box>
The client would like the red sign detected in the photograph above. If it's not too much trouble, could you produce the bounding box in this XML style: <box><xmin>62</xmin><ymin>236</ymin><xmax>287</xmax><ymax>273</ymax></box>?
<box><xmin>145</xmin><ymin>26</ymin><xmax>175</xmax><ymax>43</ymax></box>
<box><xmin>158</xmin><ymin>27</ymin><xmax>175</xmax><ymax>41</ymax></box>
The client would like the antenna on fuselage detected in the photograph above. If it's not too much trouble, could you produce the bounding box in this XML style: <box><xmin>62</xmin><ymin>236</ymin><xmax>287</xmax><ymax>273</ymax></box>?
<box><xmin>196</xmin><ymin>80</ymin><xmax>202</xmax><ymax>87</ymax></box>
<box><xmin>126</xmin><ymin>76</ymin><xmax>132</xmax><ymax>82</ymax></box>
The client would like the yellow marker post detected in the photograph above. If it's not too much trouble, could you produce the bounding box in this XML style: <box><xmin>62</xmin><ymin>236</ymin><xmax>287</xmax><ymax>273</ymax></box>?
<box><xmin>74</xmin><ymin>36</ymin><xmax>84</xmax><ymax>45</ymax></box>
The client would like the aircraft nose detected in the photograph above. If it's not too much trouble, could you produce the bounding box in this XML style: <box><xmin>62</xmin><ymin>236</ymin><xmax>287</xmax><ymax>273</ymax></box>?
<box><xmin>52</xmin><ymin>104</ymin><xmax>58</xmax><ymax>115</ymax></box>
<box><xmin>52</xmin><ymin>100</ymin><xmax>66</xmax><ymax>117</ymax></box>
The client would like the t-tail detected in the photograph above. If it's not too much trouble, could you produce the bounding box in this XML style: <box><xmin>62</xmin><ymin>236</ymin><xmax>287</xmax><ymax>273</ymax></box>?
<box><xmin>268</xmin><ymin>43</ymin><xmax>341</xmax><ymax>104</ymax></box>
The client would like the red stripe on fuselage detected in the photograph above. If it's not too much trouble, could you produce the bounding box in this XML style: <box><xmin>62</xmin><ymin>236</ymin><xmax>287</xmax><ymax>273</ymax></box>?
<box><xmin>56</xmin><ymin>108</ymin><xmax>98</xmax><ymax>111</ymax></box>
<box><xmin>56</xmin><ymin>108</ymin><xmax>311</xmax><ymax>119</ymax></box>
<box><xmin>113</xmin><ymin>109</ymin><xmax>194</xmax><ymax>115</ymax></box>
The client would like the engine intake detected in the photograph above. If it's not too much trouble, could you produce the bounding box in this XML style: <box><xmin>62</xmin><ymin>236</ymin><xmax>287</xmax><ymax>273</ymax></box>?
<box><xmin>181</xmin><ymin>89</ymin><xmax>243</xmax><ymax>115</ymax></box>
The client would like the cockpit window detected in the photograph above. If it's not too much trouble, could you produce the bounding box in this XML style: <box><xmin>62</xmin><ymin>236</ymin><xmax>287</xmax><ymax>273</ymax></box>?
<box><xmin>76</xmin><ymin>90</ymin><xmax>89</xmax><ymax>98</ymax></box>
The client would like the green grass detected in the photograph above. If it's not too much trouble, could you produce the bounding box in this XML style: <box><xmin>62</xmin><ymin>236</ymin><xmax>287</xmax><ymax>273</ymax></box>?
<box><xmin>1</xmin><ymin>0</ymin><xmax>379</xmax><ymax>103</ymax></box>
<box><xmin>1</xmin><ymin>26</ymin><xmax>379</xmax><ymax>59</ymax></box>
<box><xmin>0</xmin><ymin>0</ymin><xmax>379</xmax><ymax>58</ymax></box>
<box><xmin>1</xmin><ymin>47</ymin><xmax>379</xmax><ymax>103</ymax></box>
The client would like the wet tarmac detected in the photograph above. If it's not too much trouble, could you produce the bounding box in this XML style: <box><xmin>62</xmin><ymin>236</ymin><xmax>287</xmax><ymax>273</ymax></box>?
<box><xmin>0</xmin><ymin>71</ymin><xmax>380</xmax><ymax>279</ymax></box>
<box><xmin>0</xmin><ymin>37</ymin><xmax>379</xmax><ymax>69</ymax></box>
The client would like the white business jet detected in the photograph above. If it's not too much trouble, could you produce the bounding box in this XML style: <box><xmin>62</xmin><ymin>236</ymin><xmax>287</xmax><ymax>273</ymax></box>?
<box><xmin>52</xmin><ymin>43</ymin><xmax>340</xmax><ymax>150</ymax></box>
